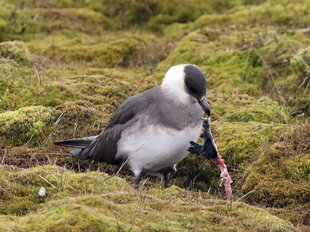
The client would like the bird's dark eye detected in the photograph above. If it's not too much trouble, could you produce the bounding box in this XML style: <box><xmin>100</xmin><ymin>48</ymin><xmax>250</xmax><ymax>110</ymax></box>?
<box><xmin>187</xmin><ymin>83</ymin><xmax>196</xmax><ymax>93</ymax></box>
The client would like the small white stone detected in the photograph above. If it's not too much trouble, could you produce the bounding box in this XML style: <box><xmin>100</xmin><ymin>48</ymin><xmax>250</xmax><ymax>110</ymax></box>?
<box><xmin>38</xmin><ymin>187</ymin><xmax>46</xmax><ymax>197</ymax></box>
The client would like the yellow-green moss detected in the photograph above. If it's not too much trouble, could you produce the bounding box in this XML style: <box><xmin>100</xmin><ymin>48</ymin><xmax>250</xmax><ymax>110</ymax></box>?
<box><xmin>290</xmin><ymin>46</ymin><xmax>310</xmax><ymax>88</ymax></box>
<box><xmin>0</xmin><ymin>41</ymin><xmax>30</xmax><ymax>64</ymax></box>
<box><xmin>0</xmin><ymin>106</ymin><xmax>54</xmax><ymax>146</ymax></box>
<box><xmin>242</xmin><ymin>121</ymin><xmax>310</xmax><ymax>207</ymax></box>
<box><xmin>0</xmin><ymin>60</ymin><xmax>149</xmax><ymax>114</ymax></box>
<box><xmin>213</xmin><ymin>121</ymin><xmax>288</xmax><ymax>164</ymax></box>
<box><xmin>0</xmin><ymin>165</ymin><xmax>128</xmax><ymax>216</ymax></box>
<box><xmin>0</xmin><ymin>1</ymin><xmax>14</xmax><ymax>37</ymax></box>
<box><xmin>156</xmin><ymin>28</ymin><xmax>268</xmax><ymax>95</ymax></box>
<box><xmin>193</xmin><ymin>0</ymin><xmax>310</xmax><ymax>28</ymax></box>
<box><xmin>27</xmin><ymin>31</ymin><xmax>148</xmax><ymax>67</ymax></box>
<box><xmin>0</xmin><ymin>61</ymin><xmax>77</xmax><ymax>110</ymax></box>
<box><xmin>0</xmin><ymin>165</ymin><xmax>295</xmax><ymax>232</ymax></box>
<box><xmin>52</xmin><ymin>101</ymin><xmax>97</xmax><ymax>140</ymax></box>
<box><xmin>209</xmin><ymin>94</ymin><xmax>289</xmax><ymax>123</ymax></box>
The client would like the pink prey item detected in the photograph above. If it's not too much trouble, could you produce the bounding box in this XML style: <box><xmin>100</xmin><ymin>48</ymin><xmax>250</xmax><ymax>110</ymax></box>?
<box><xmin>206</xmin><ymin>117</ymin><xmax>233</xmax><ymax>201</ymax></box>
<box><xmin>210</xmin><ymin>155</ymin><xmax>233</xmax><ymax>201</ymax></box>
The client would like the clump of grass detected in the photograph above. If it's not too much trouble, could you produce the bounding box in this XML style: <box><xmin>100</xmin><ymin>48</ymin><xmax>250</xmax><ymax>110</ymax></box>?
<box><xmin>0</xmin><ymin>106</ymin><xmax>54</xmax><ymax>146</ymax></box>
<box><xmin>0</xmin><ymin>41</ymin><xmax>30</xmax><ymax>64</ymax></box>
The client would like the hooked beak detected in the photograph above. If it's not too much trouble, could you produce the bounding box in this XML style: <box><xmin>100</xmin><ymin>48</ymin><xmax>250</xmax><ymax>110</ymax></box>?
<box><xmin>198</xmin><ymin>97</ymin><xmax>210</xmax><ymax>117</ymax></box>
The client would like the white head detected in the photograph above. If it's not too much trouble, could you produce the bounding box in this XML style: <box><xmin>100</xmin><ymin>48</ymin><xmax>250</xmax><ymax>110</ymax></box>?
<box><xmin>161</xmin><ymin>64</ymin><xmax>210</xmax><ymax>116</ymax></box>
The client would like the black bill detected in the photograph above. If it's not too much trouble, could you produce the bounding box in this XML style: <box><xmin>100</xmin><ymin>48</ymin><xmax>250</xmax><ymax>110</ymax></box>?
<box><xmin>198</xmin><ymin>97</ymin><xmax>210</xmax><ymax>117</ymax></box>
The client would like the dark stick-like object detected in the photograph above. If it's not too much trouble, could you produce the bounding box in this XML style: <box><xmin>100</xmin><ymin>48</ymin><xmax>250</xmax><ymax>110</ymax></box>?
<box><xmin>188</xmin><ymin>117</ymin><xmax>233</xmax><ymax>201</ymax></box>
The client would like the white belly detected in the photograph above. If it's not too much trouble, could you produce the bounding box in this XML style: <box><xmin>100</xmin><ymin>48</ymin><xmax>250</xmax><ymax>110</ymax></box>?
<box><xmin>116</xmin><ymin>123</ymin><xmax>202</xmax><ymax>176</ymax></box>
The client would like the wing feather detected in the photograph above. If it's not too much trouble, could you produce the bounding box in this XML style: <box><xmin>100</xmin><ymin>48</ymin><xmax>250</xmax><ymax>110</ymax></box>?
<box><xmin>80</xmin><ymin>87</ymin><xmax>158</xmax><ymax>163</ymax></box>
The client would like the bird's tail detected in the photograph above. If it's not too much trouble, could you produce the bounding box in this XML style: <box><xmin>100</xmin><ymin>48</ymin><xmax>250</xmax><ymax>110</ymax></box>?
<box><xmin>54</xmin><ymin>136</ymin><xmax>97</xmax><ymax>157</ymax></box>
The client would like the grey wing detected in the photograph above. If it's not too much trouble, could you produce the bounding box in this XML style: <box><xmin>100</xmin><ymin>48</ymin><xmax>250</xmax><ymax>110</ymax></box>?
<box><xmin>80</xmin><ymin>88</ymin><xmax>157</xmax><ymax>164</ymax></box>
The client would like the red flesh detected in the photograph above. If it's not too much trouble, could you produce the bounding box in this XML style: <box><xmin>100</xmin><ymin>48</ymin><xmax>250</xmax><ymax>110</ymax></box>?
<box><xmin>210</xmin><ymin>156</ymin><xmax>233</xmax><ymax>201</ymax></box>
<box><xmin>204</xmin><ymin>118</ymin><xmax>233</xmax><ymax>200</ymax></box>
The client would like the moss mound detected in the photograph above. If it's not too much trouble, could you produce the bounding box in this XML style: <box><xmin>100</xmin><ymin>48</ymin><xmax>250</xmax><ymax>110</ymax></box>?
<box><xmin>242</xmin><ymin>121</ymin><xmax>310</xmax><ymax>229</ymax></box>
<box><xmin>242</xmin><ymin>121</ymin><xmax>310</xmax><ymax>205</ymax></box>
<box><xmin>0</xmin><ymin>41</ymin><xmax>30</xmax><ymax>64</ymax></box>
<box><xmin>193</xmin><ymin>0</ymin><xmax>310</xmax><ymax>28</ymax></box>
<box><xmin>29</xmin><ymin>33</ymin><xmax>146</xmax><ymax>67</ymax></box>
<box><xmin>0</xmin><ymin>165</ymin><xmax>295</xmax><ymax>232</ymax></box>
<box><xmin>0</xmin><ymin>106</ymin><xmax>54</xmax><ymax>146</ymax></box>
<box><xmin>210</xmin><ymin>94</ymin><xmax>289</xmax><ymax>123</ymax></box>
<box><xmin>52</xmin><ymin>101</ymin><xmax>97</xmax><ymax>140</ymax></box>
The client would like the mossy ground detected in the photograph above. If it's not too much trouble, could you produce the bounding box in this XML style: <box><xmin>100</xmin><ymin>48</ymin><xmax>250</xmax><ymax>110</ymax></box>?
<box><xmin>0</xmin><ymin>165</ymin><xmax>296</xmax><ymax>232</ymax></box>
<box><xmin>0</xmin><ymin>0</ymin><xmax>309</xmax><ymax>231</ymax></box>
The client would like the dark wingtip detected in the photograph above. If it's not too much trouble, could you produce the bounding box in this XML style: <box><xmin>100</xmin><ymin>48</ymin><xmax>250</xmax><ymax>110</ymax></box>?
<box><xmin>53</xmin><ymin>138</ymin><xmax>91</xmax><ymax>148</ymax></box>
<box><xmin>53</xmin><ymin>141</ymin><xmax>72</xmax><ymax>147</ymax></box>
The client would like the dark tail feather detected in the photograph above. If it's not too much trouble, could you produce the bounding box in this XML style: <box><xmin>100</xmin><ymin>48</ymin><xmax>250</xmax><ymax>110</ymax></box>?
<box><xmin>54</xmin><ymin>136</ymin><xmax>97</xmax><ymax>158</ymax></box>
<box><xmin>54</xmin><ymin>136</ymin><xmax>97</xmax><ymax>148</ymax></box>
<box><xmin>70</xmin><ymin>148</ymin><xmax>84</xmax><ymax>156</ymax></box>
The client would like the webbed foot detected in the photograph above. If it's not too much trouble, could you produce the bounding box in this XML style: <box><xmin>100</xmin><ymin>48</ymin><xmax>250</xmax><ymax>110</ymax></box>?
<box><xmin>188</xmin><ymin>141</ymin><xmax>203</xmax><ymax>155</ymax></box>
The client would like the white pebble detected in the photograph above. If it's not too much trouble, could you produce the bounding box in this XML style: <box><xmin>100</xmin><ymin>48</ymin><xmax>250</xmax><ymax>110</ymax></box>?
<box><xmin>38</xmin><ymin>187</ymin><xmax>46</xmax><ymax>197</ymax></box>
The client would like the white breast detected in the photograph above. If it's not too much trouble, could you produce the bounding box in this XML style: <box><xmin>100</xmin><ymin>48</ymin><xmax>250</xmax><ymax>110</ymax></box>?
<box><xmin>116</xmin><ymin>122</ymin><xmax>202</xmax><ymax>176</ymax></box>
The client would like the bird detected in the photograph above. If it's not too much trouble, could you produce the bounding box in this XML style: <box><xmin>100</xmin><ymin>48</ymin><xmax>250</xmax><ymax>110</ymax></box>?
<box><xmin>54</xmin><ymin>64</ymin><xmax>217</xmax><ymax>188</ymax></box>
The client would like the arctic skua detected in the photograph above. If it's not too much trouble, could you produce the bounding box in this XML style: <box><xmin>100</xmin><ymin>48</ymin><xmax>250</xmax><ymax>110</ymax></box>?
<box><xmin>54</xmin><ymin>64</ymin><xmax>217</xmax><ymax>188</ymax></box>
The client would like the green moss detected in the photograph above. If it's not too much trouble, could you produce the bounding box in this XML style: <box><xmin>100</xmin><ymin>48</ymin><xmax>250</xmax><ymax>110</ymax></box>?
<box><xmin>0</xmin><ymin>106</ymin><xmax>54</xmax><ymax>146</ymax></box>
<box><xmin>0</xmin><ymin>165</ymin><xmax>295</xmax><ymax>231</ymax></box>
<box><xmin>210</xmin><ymin>95</ymin><xmax>289</xmax><ymax>123</ymax></box>
<box><xmin>52</xmin><ymin>101</ymin><xmax>96</xmax><ymax>140</ymax></box>
<box><xmin>0</xmin><ymin>165</ymin><xmax>128</xmax><ymax>216</ymax></box>
<box><xmin>0</xmin><ymin>60</ymin><xmax>147</xmax><ymax>114</ymax></box>
<box><xmin>97</xmin><ymin>0</ymin><xmax>242</xmax><ymax>30</ymax></box>
<box><xmin>2</xmin><ymin>7</ymin><xmax>113</xmax><ymax>39</ymax></box>
<box><xmin>0</xmin><ymin>41</ymin><xmax>30</xmax><ymax>64</ymax></box>
<box><xmin>193</xmin><ymin>0</ymin><xmax>310</xmax><ymax>28</ymax></box>
<box><xmin>158</xmin><ymin>14</ymin><xmax>310</xmax><ymax>116</ymax></box>
<box><xmin>156</xmin><ymin>28</ymin><xmax>268</xmax><ymax>95</ymax></box>
<box><xmin>214</xmin><ymin>121</ymin><xmax>288</xmax><ymax>164</ymax></box>
<box><xmin>26</xmin><ymin>31</ymin><xmax>147</xmax><ymax>67</ymax></box>
<box><xmin>0</xmin><ymin>18</ymin><xmax>6</xmax><ymax>33</ymax></box>
<box><xmin>0</xmin><ymin>61</ymin><xmax>76</xmax><ymax>110</ymax></box>
<box><xmin>290</xmin><ymin>46</ymin><xmax>310</xmax><ymax>88</ymax></box>
<box><xmin>0</xmin><ymin>1</ymin><xmax>14</xmax><ymax>38</ymax></box>
<box><xmin>242</xmin><ymin>121</ymin><xmax>310</xmax><ymax>207</ymax></box>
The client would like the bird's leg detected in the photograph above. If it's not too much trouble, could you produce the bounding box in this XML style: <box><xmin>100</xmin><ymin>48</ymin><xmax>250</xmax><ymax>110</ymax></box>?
<box><xmin>135</xmin><ymin>169</ymin><xmax>146</xmax><ymax>190</ymax></box>
<box><xmin>163</xmin><ymin>171</ymin><xmax>171</xmax><ymax>188</ymax></box>
<box><xmin>161</xmin><ymin>166</ymin><xmax>176</xmax><ymax>188</ymax></box>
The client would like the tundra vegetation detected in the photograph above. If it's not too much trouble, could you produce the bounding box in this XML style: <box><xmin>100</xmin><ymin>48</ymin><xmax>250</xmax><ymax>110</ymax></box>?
<box><xmin>0</xmin><ymin>0</ymin><xmax>309</xmax><ymax>231</ymax></box>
